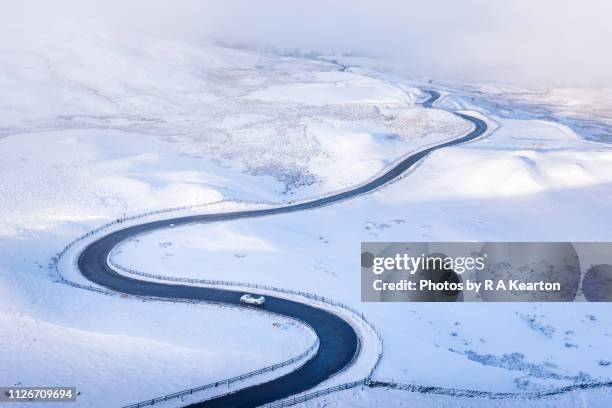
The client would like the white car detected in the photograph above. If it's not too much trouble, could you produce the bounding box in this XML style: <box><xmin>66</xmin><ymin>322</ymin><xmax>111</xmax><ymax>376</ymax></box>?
<box><xmin>240</xmin><ymin>293</ymin><xmax>266</xmax><ymax>306</ymax></box>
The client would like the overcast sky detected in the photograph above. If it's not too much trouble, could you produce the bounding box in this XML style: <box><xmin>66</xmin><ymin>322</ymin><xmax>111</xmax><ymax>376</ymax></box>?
<box><xmin>4</xmin><ymin>0</ymin><xmax>612</xmax><ymax>87</ymax></box>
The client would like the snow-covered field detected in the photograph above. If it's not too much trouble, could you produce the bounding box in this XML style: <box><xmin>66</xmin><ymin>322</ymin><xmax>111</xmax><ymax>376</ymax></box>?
<box><xmin>113</xmin><ymin>108</ymin><xmax>612</xmax><ymax>396</ymax></box>
<box><xmin>0</xmin><ymin>32</ymin><xmax>467</xmax><ymax>199</ymax></box>
<box><xmin>0</xmin><ymin>30</ymin><xmax>473</xmax><ymax>407</ymax></box>
<box><xmin>0</xmin><ymin>274</ymin><xmax>315</xmax><ymax>407</ymax></box>
<box><xmin>2</xmin><ymin>26</ymin><xmax>612</xmax><ymax>408</ymax></box>
<box><xmin>299</xmin><ymin>385</ymin><xmax>612</xmax><ymax>408</ymax></box>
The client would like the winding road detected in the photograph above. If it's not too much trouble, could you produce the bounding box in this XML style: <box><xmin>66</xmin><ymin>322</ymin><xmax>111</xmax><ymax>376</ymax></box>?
<box><xmin>77</xmin><ymin>90</ymin><xmax>488</xmax><ymax>407</ymax></box>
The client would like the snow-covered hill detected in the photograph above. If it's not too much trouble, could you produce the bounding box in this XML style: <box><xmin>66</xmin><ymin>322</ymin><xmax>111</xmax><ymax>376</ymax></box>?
<box><xmin>0</xmin><ymin>30</ymin><xmax>471</xmax><ymax>407</ymax></box>
<box><xmin>1</xmin><ymin>27</ymin><xmax>612</xmax><ymax>408</ymax></box>
<box><xmin>113</xmin><ymin>104</ymin><xmax>612</xmax><ymax>394</ymax></box>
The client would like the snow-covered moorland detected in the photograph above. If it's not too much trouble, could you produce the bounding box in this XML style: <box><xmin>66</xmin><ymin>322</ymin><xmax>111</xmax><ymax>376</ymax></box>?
<box><xmin>2</xmin><ymin>26</ymin><xmax>612</xmax><ymax>408</ymax></box>
<box><xmin>113</xmin><ymin>99</ymin><xmax>612</xmax><ymax>395</ymax></box>
<box><xmin>0</xmin><ymin>29</ymin><xmax>475</xmax><ymax>407</ymax></box>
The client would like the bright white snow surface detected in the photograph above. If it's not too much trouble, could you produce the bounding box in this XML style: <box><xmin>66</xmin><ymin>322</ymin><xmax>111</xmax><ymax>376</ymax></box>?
<box><xmin>114</xmin><ymin>94</ymin><xmax>612</xmax><ymax>396</ymax></box>
<box><xmin>2</xmin><ymin>30</ymin><xmax>612</xmax><ymax>407</ymax></box>
<box><xmin>298</xmin><ymin>385</ymin><xmax>612</xmax><ymax>408</ymax></box>
<box><xmin>0</xmin><ymin>31</ymin><xmax>473</xmax><ymax>407</ymax></box>
<box><xmin>0</xmin><ymin>273</ymin><xmax>315</xmax><ymax>407</ymax></box>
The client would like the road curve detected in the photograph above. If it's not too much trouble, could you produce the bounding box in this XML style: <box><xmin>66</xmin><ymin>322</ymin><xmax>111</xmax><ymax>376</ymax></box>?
<box><xmin>77</xmin><ymin>90</ymin><xmax>488</xmax><ymax>408</ymax></box>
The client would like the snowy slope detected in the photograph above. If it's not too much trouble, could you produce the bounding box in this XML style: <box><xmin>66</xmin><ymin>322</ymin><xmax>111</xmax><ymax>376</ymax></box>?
<box><xmin>113</xmin><ymin>99</ymin><xmax>612</xmax><ymax>395</ymax></box>
<box><xmin>0</xmin><ymin>31</ymin><xmax>468</xmax><ymax>198</ymax></box>
<box><xmin>0</xmin><ymin>266</ymin><xmax>315</xmax><ymax>407</ymax></box>
<box><xmin>2</xmin><ymin>26</ymin><xmax>612</xmax><ymax>408</ymax></box>
<box><xmin>0</xmin><ymin>30</ymin><xmax>472</xmax><ymax>407</ymax></box>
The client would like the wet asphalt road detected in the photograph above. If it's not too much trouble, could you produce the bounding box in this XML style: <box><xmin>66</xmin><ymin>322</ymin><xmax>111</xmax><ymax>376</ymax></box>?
<box><xmin>77</xmin><ymin>90</ymin><xmax>488</xmax><ymax>407</ymax></box>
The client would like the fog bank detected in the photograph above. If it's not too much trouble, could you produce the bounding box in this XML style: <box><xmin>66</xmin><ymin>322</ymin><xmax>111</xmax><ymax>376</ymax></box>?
<box><xmin>3</xmin><ymin>0</ymin><xmax>612</xmax><ymax>87</ymax></box>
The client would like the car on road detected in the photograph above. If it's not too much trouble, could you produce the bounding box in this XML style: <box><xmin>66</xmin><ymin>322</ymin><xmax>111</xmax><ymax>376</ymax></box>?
<box><xmin>240</xmin><ymin>293</ymin><xmax>266</xmax><ymax>306</ymax></box>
